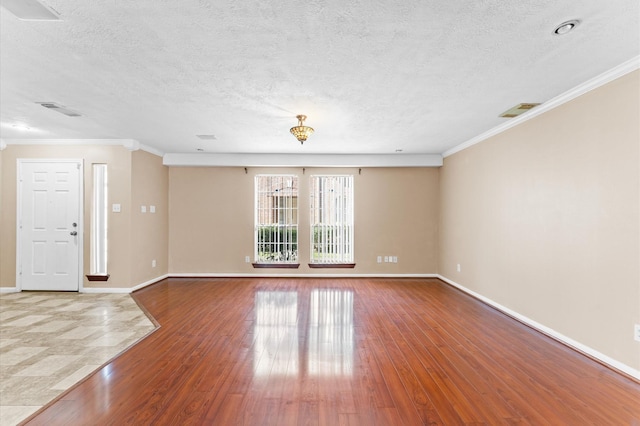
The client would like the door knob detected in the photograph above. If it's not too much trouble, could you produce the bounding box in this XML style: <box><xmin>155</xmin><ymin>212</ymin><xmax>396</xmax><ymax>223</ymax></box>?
<box><xmin>72</xmin><ymin>222</ymin><xmax>77</xmax><ymax>227</ymax></box>
<box><xmin>70</xmin><ymin>231</ymin><xmax>78</xmax><ymax>236</ymax></box>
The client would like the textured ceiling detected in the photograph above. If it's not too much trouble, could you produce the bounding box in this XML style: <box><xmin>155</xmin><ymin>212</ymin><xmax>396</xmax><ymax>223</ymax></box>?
<box><xmin>0</xmin><ymin>0</ymin><xmax>638</xmax><ymax>155</ymax></box>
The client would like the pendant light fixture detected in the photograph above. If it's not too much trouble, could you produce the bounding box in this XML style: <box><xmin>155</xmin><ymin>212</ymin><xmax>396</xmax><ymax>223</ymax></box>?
<box><xmin>290</xmin><ymin>115</ymin><xmax>314</xmax><ymax>144</ymax></box>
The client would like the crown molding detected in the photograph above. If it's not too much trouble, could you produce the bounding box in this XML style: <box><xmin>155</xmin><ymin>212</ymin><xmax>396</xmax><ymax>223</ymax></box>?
<box><xmin>140</xmin><ymin>143</ymin><xmax>164</xmax><ymax>157</ymax></box>
<box><xmin>163</xmin><ymin>153</ymin><xmax>443</xmax><ymax>167</ymax></box>
<box><xmin>121</xmin><ymin>139</ymin><xmax>164</xmax><ymax>157</ymax></box>
<box><xmin>1</xmin><ymin>138</ymin><xmax>126</xmax><ymax>146</ymax></box>
<box><xmin>443</xmin><ymin>55</ymin><xmax>640</xmax><ymax>158</ymax></box>
<box><xmin>0</xmin><ymin>138</ymin><xmax>165</xmax><ymax>157</ymax></box>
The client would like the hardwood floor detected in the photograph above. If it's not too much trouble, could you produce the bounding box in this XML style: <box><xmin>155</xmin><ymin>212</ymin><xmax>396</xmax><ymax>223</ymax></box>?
<box><xmin>23</xmin><ymin>278</ymin><xmax>640</xmax><ymax>425</ymax></box>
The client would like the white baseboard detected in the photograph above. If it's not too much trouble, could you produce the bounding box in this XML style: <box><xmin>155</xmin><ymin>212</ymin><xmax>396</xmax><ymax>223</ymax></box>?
<box><xmin>437</xmin><ymin>275</ymin><xmax>640</xmax><ymax>381</ymax></box>
<box><xmin>81</xmin><ymin>274</ymin><xmax>169</xmax><ymax>294</ymax></box>
<box><xmin>131</xmin><ymin>274</ymin><xmax>170</xmax><ymax>292</ymax></box>
<box><xmin>81</xmin><ymin>287</ymin><xmax>131</xmax><ymax>294</ymax></box>
<box><xmin>3</xmin><ymin>272</ymin><xmax>431</xmax><ymax>293</ymax></box>
<box><xmin>168</xmin><ymin>273</ymin><xmax>438</xmax><ymax>279</ymax></box>
<box><xmin>2</xmin><ymin>274</ymin><xmax>435</xmax><ymax>293</ymax></box>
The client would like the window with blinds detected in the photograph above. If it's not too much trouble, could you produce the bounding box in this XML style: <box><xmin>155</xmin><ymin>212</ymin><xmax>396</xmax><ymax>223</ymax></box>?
<box><xmin>255</xmin><ymin>175</ymin><xmax>298</xmax><ymax>263</ymax></box>
<box><xmin>310</xmin><ymin>175</ymin><xmax>354</xmax><ymax>264</ymax></box>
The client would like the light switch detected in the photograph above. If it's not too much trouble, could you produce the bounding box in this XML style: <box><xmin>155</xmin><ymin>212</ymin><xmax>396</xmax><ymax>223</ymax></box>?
<box><xmin>141</xmin><ymin>205</ymin><xmax>147</xmax><ymax>213</ymax></box>
<box><xmin>112</xmin><ymin>204</ymin><xmax>121</xmax><ymax>213</ymax></box>
<box><xmin>150</xmin><ymin>205</ymin><xmax>156</xmax><ymax>213</ymax></box>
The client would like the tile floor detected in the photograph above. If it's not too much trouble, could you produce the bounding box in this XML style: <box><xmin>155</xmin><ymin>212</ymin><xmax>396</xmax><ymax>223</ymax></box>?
<box><xmin>0</xmin><ymin>291</ymin><xmax>157</xmax><ymax>426</ymax></box>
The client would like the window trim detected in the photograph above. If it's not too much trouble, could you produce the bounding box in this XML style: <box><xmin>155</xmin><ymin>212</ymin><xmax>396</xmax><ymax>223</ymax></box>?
<box><xmin>87</xmin><ymin>163</ymin><xmax>109</xmax><ymax>281</ymax></box>
<box><xmin>252</xmin><ymin>263</ymin><xmax>300</xmax><ymax>269</ymax></box>
<box><xmin>307</xmin><ymin>263</ymin><xmax>355</xmax><ymax>269</ymax></box>
<box><xmin>253</xmin><ymin>174</ymin><xmax>299</xmax><ymax>266</ymax></box>
<box><xmin>309</xmin><ymin>174</ymin><xmax>355</xmax><ymax>267</ymax></box>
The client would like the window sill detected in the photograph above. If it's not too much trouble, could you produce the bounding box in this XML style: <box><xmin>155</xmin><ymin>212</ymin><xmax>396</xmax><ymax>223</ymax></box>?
<box><xmin>308</xmin><ymin>263</ymin><xmax>356</xmax><ymax>269</ymax></box>
<box><xmin>252</xmin><ymin>263</ymin><xmax>300</xmax><ymax>269</ymax></box>
<box><xmin>86</xmin><ymin>274</ymin><xmax>110</xmax><ymax>282</ymax></box>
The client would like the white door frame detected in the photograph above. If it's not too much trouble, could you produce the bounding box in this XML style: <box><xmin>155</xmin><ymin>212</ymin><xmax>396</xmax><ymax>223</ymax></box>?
<box><xmin>16</xmin><ymin>158</ymin><xmax>84</xmax><ymax>292</ymax></box>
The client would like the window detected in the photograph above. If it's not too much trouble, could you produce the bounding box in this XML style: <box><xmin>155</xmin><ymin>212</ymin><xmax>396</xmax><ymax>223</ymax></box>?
<box><xmin>310</xmin><ymin>175</ymin><xmax>354</xmax><ymax>264</ymax></box>
<box><xmin>90</xmin><ymin>164</ymin><xmax>108</xmax><ymax>276</ymax></box>
<box><xmin>255</xmin><ymin>175</ymin><xmax>298</xmax><ymax>263</ymax></box>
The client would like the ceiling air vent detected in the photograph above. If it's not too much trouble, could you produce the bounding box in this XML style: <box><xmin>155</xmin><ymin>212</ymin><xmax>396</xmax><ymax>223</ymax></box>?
<box><xmin>499</xmin><ymin>103</ymin><xmax>540</xmax><ymax>118</ymax></box>
<box><xmin>36</xmin><ymin>102</ymin><xmax>81</xmax><ymax>117</ymax></box>
<box><xmin>196</xmin><ymin>134</ymin><xmax>217</xmax><ymax>140</ymax></box>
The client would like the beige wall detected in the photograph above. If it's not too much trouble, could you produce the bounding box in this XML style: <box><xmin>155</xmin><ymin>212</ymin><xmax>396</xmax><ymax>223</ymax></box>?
<box><xmin>0</xmin><ymin>145</ymin><xmax>168</xmax><ymax>290</ymax></box>
<box><xmin>439</xmin><ymin>71</ymin><xmax>640</xmax><ymax>370</ymax></box>
<box><xmin>131</xmin><ymin>150</ymin><xmax>169</xmax><ymax>284</ymax></box>
<box><xmin>169</xmin><ymin>167</ymin><xmax>439</xmax><ymax>274</ymax></box>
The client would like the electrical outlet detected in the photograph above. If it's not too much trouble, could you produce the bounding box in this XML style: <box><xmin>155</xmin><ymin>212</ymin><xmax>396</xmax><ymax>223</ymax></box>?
<box><xmin>141</xmin><ymin>205</ymin><xmax>147</xmax><ymax>213</ymax></box>
<box><xmin>392</xmin><ymin>256</ymin><xmax>398</xmax><ymax>263</ymax></box>
<box><xmin>152</xmin><ymin>259</ymin><xmax>156</xmax><ymax>268</ymax></box>
<box><xmin>384</xmin><ymin>256</ymin><xmax>389</xmax><ymax>263</ymax></box>
<box><xmin>150</xmin><ymin>205</ymin><xmax>156</xmax><ymax>213</ymax></box>
<box><xmin>377</xmin><ymin>256</ymin><xmax>382</xmax><ymax>263</ymax></box>
<box><xmin>634</xmin><ymin>324</ymin><xmax>640</xmax><ymax>342</ymax></box>
<box><xmin>245</xmin><ymin>256</ymin><xmax>251</xmax><ymax>263</ymax></box>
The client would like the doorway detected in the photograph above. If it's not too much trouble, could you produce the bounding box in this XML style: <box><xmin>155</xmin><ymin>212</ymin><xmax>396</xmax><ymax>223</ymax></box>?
<box><xmin>17</xmin><ymin>159</ymin><xmax>83</xmax><ymax>291</ymax></box>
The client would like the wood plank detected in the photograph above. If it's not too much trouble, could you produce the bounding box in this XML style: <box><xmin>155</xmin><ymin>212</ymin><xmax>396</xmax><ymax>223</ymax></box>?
<box><xmin>22</xmin><ymin>277</ymin><xmax>640</xmax><ymax>425</ymax></box>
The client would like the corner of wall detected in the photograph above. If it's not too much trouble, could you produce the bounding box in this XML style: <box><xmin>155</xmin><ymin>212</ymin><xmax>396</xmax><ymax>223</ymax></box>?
<box><xmin>130</xmin><ymin>150</ymin><xmax>169</xmax><ymax>286</ymax></box>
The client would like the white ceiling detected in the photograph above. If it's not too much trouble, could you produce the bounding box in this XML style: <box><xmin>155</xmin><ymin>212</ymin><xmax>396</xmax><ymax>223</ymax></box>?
<box><xmin>1</xmin><ymin>0</ymin><xmax>638</xmax><ymax>157</ymax></box>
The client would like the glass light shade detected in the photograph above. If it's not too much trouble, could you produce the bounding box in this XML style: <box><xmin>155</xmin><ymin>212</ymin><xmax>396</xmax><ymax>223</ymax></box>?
<box><xmin>290</xmin><ymin>115</ymin><xmax>314</xmax><ymax>144</ymax></box>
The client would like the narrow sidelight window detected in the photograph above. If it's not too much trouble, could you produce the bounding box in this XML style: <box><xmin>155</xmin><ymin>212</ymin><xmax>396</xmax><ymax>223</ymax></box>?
<box><xmin>90</xmin><ymin>164</ymin><xmax>108</xmax><ymax>275</ymax></box>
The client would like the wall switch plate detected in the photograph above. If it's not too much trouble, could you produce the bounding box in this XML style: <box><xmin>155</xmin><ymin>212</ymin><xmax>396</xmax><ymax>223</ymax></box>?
<box><xmin>384</xmin><ymin>256</ymin><xmax>389</xmax><ymax>263</ymax></box>
<box><xmin>150</xmin><ymin>205</ymin><xmax>156</xmax><ymax>213</ymax></box>
<box><xmin>634</xmin><ymin>324</ymin><xmax>640</xmax><ymax>342</ymax></box>
<box><xmin>377</xmin><ymin>256</ymin><xmax>382</xmax><ymax>263</ymax></box>
<box><xmin>141</xmin><ymin>205</ymin><xmax>147</xmax><ymax>213</ymax></box>
<box><xmin>245</xmin><ymin>256</ymin><xmax>251</xmax><ymax>263</ymax></box>
<box><xmin>112</xmin><ymin>204</ymin><xmax>121</xmax><ymax>213</ymax></box>
<box><xmin>457</xmin><ymin>263</ymin><xmax>461</xmax><ymax>272</ymax></box>
<box><xmin>152</xmin><ymin>259</ymin><xmax>156</xmax><ymax>267</ymax></box>
<box><xmin>392</xmin><ymin>256</ymin><xmax>398</xmax><ymax>263</ymax></box>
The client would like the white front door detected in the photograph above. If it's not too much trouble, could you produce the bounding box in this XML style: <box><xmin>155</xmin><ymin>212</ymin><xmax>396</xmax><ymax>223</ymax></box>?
<box><xmin>18</xmin><ymin>160</ymin><xmax>82</xmax><ymax>291</ymax></box>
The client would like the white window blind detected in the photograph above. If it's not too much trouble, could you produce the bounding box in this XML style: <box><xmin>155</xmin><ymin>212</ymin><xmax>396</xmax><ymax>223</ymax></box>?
<box><xmin>310</xmin><ymin>175</ymin><xmax>354</xmax><ymax>263</ymax></box>
<box><xmin>255</xmin><ymin>175</ymin><xmax>298</xmax><ymax>263</ymax></box>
